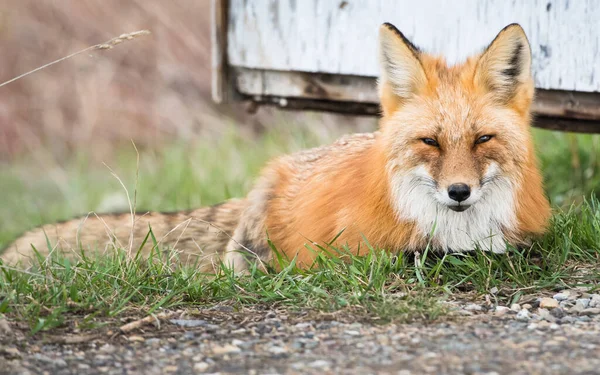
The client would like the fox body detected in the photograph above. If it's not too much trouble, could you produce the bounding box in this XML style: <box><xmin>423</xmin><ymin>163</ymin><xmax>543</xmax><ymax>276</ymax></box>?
<box><xmin>2</xmin><ymin>23</ymin><xmax>551</xmax><ymax>272</ymax></box>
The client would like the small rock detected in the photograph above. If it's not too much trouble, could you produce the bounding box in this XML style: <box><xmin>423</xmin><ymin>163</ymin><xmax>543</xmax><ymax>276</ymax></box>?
<box><xmin>539</xmin><ymin>298</ymin><xmax>559</xmax><ymax>309</ymax></box>
<box><xmin>560</xmin><ymin>316</ymin><xmax>576</xmax><ymax>324</ymax></box>
<box><xmin>308</xmin><ymin>360</ymin><xmax>331</xmax><ymax>369</ymax></box>
<box><xmin>295</xmin><ymin>322</ymin><xmax>313</xmax><ymax>329</ymax></box>
<box><xmin>527</xmin><ymin>323</ymin><xmax>538</xmax><ymax>330</ymax></box>
<box><xmin>127</xmin><ymin>335</ymin><xmax>145</xmax><ymax>343</ymax></box>
<box><xmin>537</xmin><ymin>308</ymin><xmax>551</xmax><ymax>320</ymax></box>
<box><xmin>464</xmin><ymin>303</ymin><xmax>483</xmax><ymax>312</ymax></box>
<box><xmin>231</xmin><ymin>339</ymin><xmax>245</xmax><ymax>347</ymax></box>
<box><xmin>163</xmin><ymin>365</ymin><xmax>178</xmax><ymax>373</ymax></box>
<box><xmin>0</xmin><ymin>319</ymin><xmax>12</xmax><ymax>335</ymax></box>
<box><xmin>169</xmin><ymin>319</ymin><xmax>207</xmax><ymax>328</ymax></box>
<box><xmin>567</xmin><ymin>291</ymin><xmax>581</xmax><ymax>301</ymax></box>
<box><xmin>33</xmin><ymin>354</ymin><xmax>67</xmax><ymax>367</ymax></box>
<box><xmin>589</xmin><ymin>294</ymin><xmax>600</xmax><ymax>308</ymax></box>
<box><xmin>553</xmin><ymin>292</ymin><xmax>570</xmax><ymax>301</ymax></box>
<box><xmin>559</xmin><ymin>300</ymin><xmax>574</xmax><ymax>309</ymax></box>
<box><xmin>579</xmin><ymin>308</ymin><xmax>600</xmax><ymax>316</ymax></box>
<box><xmin>569</xmin><ymin>304</ymin><xmax>584</xmax><ymax>314</ymax></box>
<box><xmin>495</xmin><ymin>306</ymin><xmax>510</xmax><ymax>315</ymax></box>
<box><xmin>268</xmin><ymin>346</ymin><xmax>288</xmax><ymax>354</ymax></box>
<box><xmin>516</xmin><ymin>309</ymin><xmax>531</xmax><ymax>321</ymax></box>
<box><xmin>550</xmin><ymin>323</ymin><xmax>560</xmax><ymax>330</ymax></box>
<box><xmin>211</xmin><ymin>344</ymin><xmax>241</xmax><ymax>355</ymax></box>
<box><xmin>522</xmin><ymin>303</ymin><xmax>533</xmax><ymax>310</ymax></box>
<box><xmin>99</xmin><ymin>344</ymin><xmax>116</xmax><ymax>353</ymax></box>
<box><xmin>145</xmin><ymin>338</ymin><xmax>161</xmax><ymax>346</ymax></box>
<box><xmin>510</xmin><ymin>303</ymin><xmax>521</xmax><ymax>312</ymax></box>
<box><xmin>345</xmin><ymin>330</ymin><xmax>360</xmax><ymax>336</ymax></box>
<box><xmin>576</xmin><ymin>298</ymin><xmax>591</xmax><ymax>309</ymax></box>
<box><xmin>490</xmin><ymin>287</ymin><xmax>499</xmax><ymax>294</ymax></box>
<box><xmin>194</xmin><ymin>362</ymin><xmax>210</xmax><ymax>372</ymax></box>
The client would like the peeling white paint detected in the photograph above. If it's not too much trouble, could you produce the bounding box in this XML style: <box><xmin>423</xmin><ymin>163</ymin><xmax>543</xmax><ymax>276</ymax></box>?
<box><xmin>228</xmin><ymin>0</ymin><xmax>600</xmax><ymax>92</ymax></box>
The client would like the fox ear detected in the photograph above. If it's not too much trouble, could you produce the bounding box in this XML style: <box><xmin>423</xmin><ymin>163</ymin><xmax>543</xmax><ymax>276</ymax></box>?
<box><xmin>474</xmin><ymin>24</ymin><xmax>533</xmax><ymax>103</ymax></box>
<box><xmin>378</xmin><ymin>23</ymin><xmax>427</xmax><ymax>115</ymax></box>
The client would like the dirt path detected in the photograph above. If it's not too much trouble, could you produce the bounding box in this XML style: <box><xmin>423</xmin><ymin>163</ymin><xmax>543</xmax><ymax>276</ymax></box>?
<box><xmin>3</xmin><ymin>293</ymin><xmax>600</xmax><ymax>374</ymax></box>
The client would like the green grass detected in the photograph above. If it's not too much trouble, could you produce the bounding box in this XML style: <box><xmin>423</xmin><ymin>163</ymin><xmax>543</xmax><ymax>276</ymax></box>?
<box><xmin>0</xmin><ymin>125</ymin><xmax>599</xmax><ymax>332</ymax></box>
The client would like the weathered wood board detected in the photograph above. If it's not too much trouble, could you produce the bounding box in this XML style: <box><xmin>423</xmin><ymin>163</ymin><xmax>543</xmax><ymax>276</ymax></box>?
<box><xmin>215</xmin><ymin>0</ymin><xmax>600</xmax><ymax>132</ymax></box>
<box><xmin>228</xmin><ymin>0</ymin><xmax>600</xmax><ymax>92</ymax></box>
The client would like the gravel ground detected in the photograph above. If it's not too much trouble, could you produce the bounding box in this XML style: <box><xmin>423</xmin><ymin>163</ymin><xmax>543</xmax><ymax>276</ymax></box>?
<box><xmin>2</xmin><ymin>289</ymin><xmax>600</xmax><ymax>375</ymax></box>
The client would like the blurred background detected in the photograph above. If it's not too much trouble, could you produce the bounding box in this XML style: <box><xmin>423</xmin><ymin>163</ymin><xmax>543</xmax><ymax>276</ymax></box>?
<box><xmin>0</xmin><ymin>0</ymin><xmax>598</xmax><ymax>247</ymax></box>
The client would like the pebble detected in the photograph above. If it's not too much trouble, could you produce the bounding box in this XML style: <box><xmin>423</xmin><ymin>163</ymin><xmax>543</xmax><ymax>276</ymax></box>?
<box><xmin>590</xmin><ymin>295</ymin><xmax>600</xmax><ymax>308</ymax></box>
<box><xmin>537</xmin><ymin>308</ymin><xmax>551</xmax><ymax>321</ymax></box>
<box><xmin>539</xmin><ymin>298</ymin><xmax>559</xmax><ymax>309</ymax></box>
<box><xmin>579</xmin><ymin>308</ymin><xmax>600</xmax><ymax>316</ymax></box>
<box><xmin>268</xmin><ymin>346</ymin><xmax>288</xmax><ymax>354</ymax></box>
<box><xmin>559</xmin><ymin>300</ymin><xmax>574</xmax><ymax>309</ymax></box>
<box><xmin>510</xmin><ymin>303</ymin><xmax>521</xmax><ymax>312</ymax></box>
<box><xmin>464</xmin><ymin>303</ymin><xmax>483</xmax><ymax>312</ymax></box>
<box><xmin>523</xmin><ymin>303</ymin><xmax>533</xmax><ymax>310</ymax></box>
<box><xmin>0</xmin><ymin>318</ymin><xmax>12</xmax><ymax>335</ymax></box>
<box><xmin>145</xmin><ymin>338</ymin><xmax>161</xmax><ymax>347</ymax></box>
<box><xmin>345</xmin><ymin>330</ymin><xmax>361</xmax><ymax>336</ymax></box>
<box><xmin>128</xmin><ymin>335</ymin><xmax>145</xmax><ymax>343</ymax></box>
<box><xmin>211</xmin><ymin>344</ymin><xmax>241</xmax><ymax>355</ymax></box>
<box><xmin>169</xmin><ymin>319</ymin><xmax>207</xmax><ymax>328</ymax></box>
<box><xmin>553</xmin><ymin>292</ymin><xmax>570</xmax><ymax>301</ymax></box>
<box><xmin>495</xmin><ymin>306</ymin><xmax>510</xmax><ymax>315</ymax></box>
<box><xmin>516</xmin><ymin>309</ymin><xmax>531</xmax><ymax>321</ymax></box>
<box><xmin>576</xmin><ymin>299</ymin><xmax>590</xmax><ymax>310</ymax></box>
<box><xmin>194</xmin><ymin>362</ymin><xmax>210</xmax><ymax>372</ymax></box>
<box><xmin>569</xmin><ymin>304</ymin><xmax>584</xmax><ymax>314</ymax></box>
<box><xmin>294</xmin><ymin>322</ymin><xmax>313</xmax><ymax>329</ymax></box>
<box><xmin>308</xmin><ymin>360</ymin><xmax>331</xmax><ymax>369</ymax></box>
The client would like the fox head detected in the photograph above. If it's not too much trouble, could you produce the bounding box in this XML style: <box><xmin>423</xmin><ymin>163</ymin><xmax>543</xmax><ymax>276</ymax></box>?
<box><xmin>377</xmin><ymin>23</ymin><xmax>550</xmax><ymax>252</ymax></box>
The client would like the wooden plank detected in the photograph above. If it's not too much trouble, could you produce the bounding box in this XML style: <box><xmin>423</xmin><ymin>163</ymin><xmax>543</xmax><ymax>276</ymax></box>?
<box><xmin>228</xmin><ymin>0</ymin><xmax>600</xmax><ymax>93</ymax></box>
<box><xmin>235</xmin><ymin>68</ymin><xmax>378</xmax><ymax>103</ymax></box>
<box><xmin>234</xmin><ymin>68</ymin><xmax>600</xmax><ymax>133</ymax></box>
<box><xmin>211</xmin><ymin>0</ymin><xmax>229</xmax><ymax>103</ymax></box>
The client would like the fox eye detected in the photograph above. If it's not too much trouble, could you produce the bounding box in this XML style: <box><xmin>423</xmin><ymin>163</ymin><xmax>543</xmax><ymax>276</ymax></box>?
<box><xmin>475</xmin><ymin>135</ymin><xmax>493</xmax><ymax>145</ymax></box>
<box><xmin>421</xmin><ymin>138</ymin><xmax>439</xmax><ymax>147</ymax></box>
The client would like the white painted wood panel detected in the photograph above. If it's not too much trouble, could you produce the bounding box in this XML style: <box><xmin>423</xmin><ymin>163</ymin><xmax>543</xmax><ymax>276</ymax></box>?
<box><xmin>228</xmin><ymin>0</ymin><xmax>600</xmax><ymax>92</ymax></box>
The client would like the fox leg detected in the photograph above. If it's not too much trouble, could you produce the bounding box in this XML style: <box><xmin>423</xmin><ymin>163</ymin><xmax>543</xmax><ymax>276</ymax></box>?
<box><xmin>222</xmin><ymin>173</ymin><xmax>278</xmax><ymax>273</ymax></box>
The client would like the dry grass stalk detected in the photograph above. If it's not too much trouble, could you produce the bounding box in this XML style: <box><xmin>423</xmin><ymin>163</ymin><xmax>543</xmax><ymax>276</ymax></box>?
<box><xmin>0</xmin><ymin>30</ymin><xmax>151</xmax><ymax>89</ymax></box>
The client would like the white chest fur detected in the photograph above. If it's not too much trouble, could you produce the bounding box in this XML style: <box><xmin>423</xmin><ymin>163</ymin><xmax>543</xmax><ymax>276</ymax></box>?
<box><xmin>390</xmin><ymin>165</ymin><xmax>517</xmax><ymax>253</ymax></box>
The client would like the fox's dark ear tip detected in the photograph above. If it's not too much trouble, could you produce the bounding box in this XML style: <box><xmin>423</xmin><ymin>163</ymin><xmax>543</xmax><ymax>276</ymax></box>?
<box><xmin>379</xmin><ymin>23</ymin><xmax>420</xmax><ymax>53</ymax></box>
<box><xmin>501</xmin><ymin>23</ymin><xmax>526</xmax><ymax>33</ymax></box>
<box><xmin>381</xmin><ymin>22</ymin><xmax>400</xmax><ymax>34</ymax></box>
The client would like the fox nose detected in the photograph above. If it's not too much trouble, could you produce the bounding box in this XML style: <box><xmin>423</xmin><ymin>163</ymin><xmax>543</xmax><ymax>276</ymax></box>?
<box><xmin>448</xmin><ymin>183</ymin><xmax>471</xmax><ymax>202</ymax></box>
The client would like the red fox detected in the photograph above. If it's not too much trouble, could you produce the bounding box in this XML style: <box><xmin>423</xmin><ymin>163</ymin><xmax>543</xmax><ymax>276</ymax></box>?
<box><xmin>1</xmin><ymin>23</ymin><xmax>551</xmax><ymax>272</ymax></box>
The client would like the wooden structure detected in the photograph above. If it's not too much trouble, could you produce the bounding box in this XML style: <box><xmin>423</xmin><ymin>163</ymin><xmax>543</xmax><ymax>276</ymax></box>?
<box><xmin>212</xmin><ymin>0</ymin><xmax>600</xmax><ymax>133</ymax></box>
